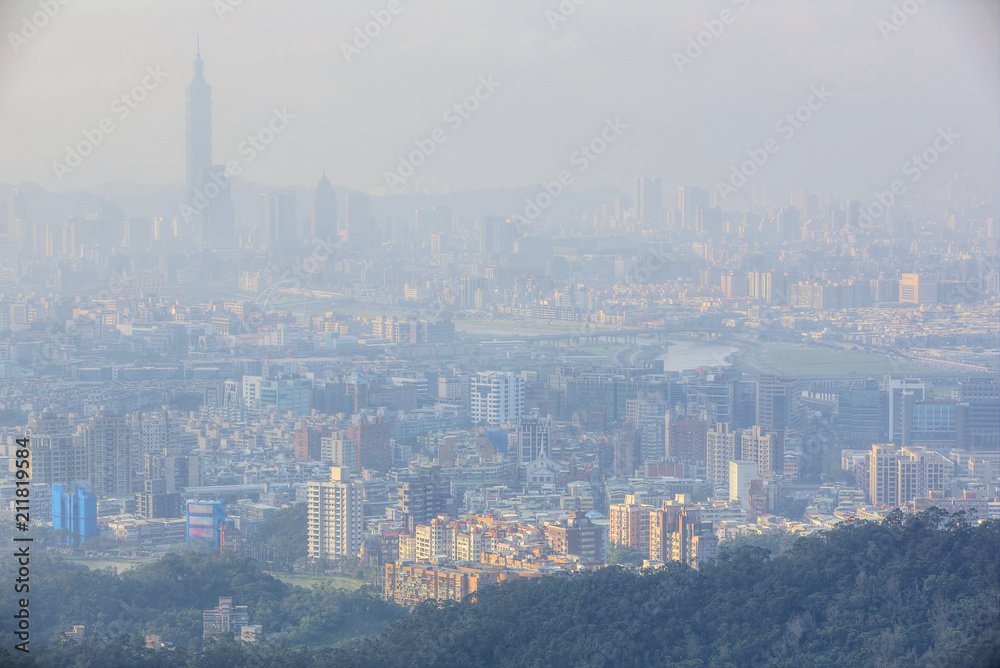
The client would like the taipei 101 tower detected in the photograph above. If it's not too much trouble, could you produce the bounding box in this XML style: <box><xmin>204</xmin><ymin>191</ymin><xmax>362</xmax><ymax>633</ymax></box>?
<box><xmin>186</xmin><ymin>40</ymin><xmax>211</xmax><ymax>205</ymax></box>
<box><xmin>185</xmin><ymin>41</ymin><xmax>232</xmax><ymax>248</ymax></box>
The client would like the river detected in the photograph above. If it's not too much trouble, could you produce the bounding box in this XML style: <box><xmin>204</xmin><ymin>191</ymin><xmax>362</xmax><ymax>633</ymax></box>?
<box><xmin>657</xmin><ymin>340</ymin><xmax>739</xmax><ymax>371</ymax></box>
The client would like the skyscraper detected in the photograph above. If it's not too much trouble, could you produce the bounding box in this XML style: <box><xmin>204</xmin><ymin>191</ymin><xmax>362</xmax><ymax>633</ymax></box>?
<box><xmin>678</xmin><ymin>186</ymin><xmax>709</xmax><ymax>231</ymax></box>
<box><xmin>312</xmin><ymin>173</ymin><xmax>338</xmax><ymax>240</ymax></box>
<box><xmin>634</xmin><ymin>177</ymin><xmax>662</xmax><ymax>225</ymax></box>
<box><xmin>6</xmin><ymin>188</ymin><xmax>20</xmax><ymax>240</ymax></box>
<box><xmin>185</xmin><ymin>44</ymin><xmax>233</xmax><ymax>249</ymax></box>
<box><xmin>886</xmin><ymin>378</ymin><xmax>925</xmax><ymax>446</ymax></box>
<box><xmin>260</xmin><ymin>190</ymin><xmax>297</xmax><ymax>248</ymax></box>
<box><xmin>344</xmin><ymin>192</ymin><xmax>371</xmax><ymax>242</ymax></box>
<box><xmin>185</xmin><ymin>43</ymin><xmax>212</xmax><ymax>207</ymax></box>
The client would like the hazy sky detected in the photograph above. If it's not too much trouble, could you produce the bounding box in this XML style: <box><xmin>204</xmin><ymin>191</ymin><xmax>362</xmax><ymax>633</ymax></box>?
<box><xmin>0</xmin><ymin>0</ymin><xmax>996</xmax><ymax>198</ymax></box>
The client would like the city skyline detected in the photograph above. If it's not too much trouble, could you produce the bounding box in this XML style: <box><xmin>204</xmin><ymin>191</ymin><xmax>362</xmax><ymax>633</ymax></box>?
<box><xmin>0</xmin><ymin>0</ymin><xmax>996</xmax><ymax>198</ymax></box>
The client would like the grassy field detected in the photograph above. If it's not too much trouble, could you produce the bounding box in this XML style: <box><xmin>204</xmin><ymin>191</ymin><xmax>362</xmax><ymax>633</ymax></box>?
<box><xmin>769</xmin><ymin>346</ymin><xmax>941</xmax><ymax>376</ymax></box>
<box><xmin>264</xmin><ymin>572</ymin><xmax>363</xmax><ymax>591</ymax></box>
<box><xmin>66</xmin><ymin>558</ymin><xmax>149</xmax><ymax>572</ymax></box>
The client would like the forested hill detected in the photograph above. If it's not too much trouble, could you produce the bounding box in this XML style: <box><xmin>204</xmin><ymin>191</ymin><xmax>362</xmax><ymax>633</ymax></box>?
<box><xmin>5</xmin><ymin>510</ymin><xmax>998</xmax><ymax>667</ymax></box>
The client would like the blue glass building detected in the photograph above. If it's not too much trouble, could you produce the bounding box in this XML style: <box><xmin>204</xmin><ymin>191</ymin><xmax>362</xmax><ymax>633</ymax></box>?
<box><xmin>51</xmin><ymin>483</ymin><xmax>98</xmax><ymax>546</ymax></box>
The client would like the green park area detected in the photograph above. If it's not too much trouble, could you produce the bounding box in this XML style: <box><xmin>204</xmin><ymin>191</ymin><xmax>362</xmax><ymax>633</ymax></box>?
<box><xmin>66</xmin><ymin>558</ymin><xmax>150</xmax><ymax>572</ymax></box>
<box><xmin>768</xmin><ymin>345</ymin><xmax>941</xmax><ymax>376</ymax></box>
<box><xmin>265</xmin><ymin>572</ymin><xmax>363</xmax><ymax>591</ymax></box>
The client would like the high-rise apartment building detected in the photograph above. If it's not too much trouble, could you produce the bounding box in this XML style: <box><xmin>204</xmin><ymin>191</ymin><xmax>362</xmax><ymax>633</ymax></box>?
<box><xmin>665</xmin><ymin>414</ymin><xmax>708</xmax><ymax>465</ymax></box>
<box><xmin>25</xmin><ymin>409</ymin><xmax>83</xmax><ymax>486</ymax></box>
<box><xmin>706</xmin><ymin>422</ymin><xmax>739</xmax><ymax>490</ymax></box>
<box><xmin>470</xmin><ymin>371</ymin><xmax>524</xmax><ymax>425</ymax></box>
<box><xmin>307</xmin><ymin>466</ymin><xmax>364</xmax><ymax>559</ymax></box>
<box><xmin>866</xmin><ymin>444</ymin><xmax>955</xmax><ymax>506</ymax></box>
<box><xmin>609</xmin><ymin>494</ymin><xmax>651</xmax><ymax>555</ymax></box>
<box><xmin>80</xmin><ymin>410</ymin><xmax>133</xmax><ymax>497</ymax></box>
<box><xmin>398</xmin><ymin>466</ymin><xmax>455</xmax><ymax>533</ymax></box>
<box><xmin>544</xmin><ymin>511</ymin><xmax>606</xmax><ymax>564</ymax></box>
<box><xmin>738</xmin><ymin>426</ymin><xmax>784</xmax><ymax>477</ymax></box>
<box><xmin>648</xmin><ymin>495</ymin><xmax>718</xmax><ymax>570</ymax></box>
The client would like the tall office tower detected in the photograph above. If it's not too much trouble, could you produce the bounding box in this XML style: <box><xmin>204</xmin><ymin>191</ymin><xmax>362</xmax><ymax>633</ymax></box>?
<box><xmin>957</xmin><ymin>379</ymin><xmax>1000</xmax><ymax>448</ymax></box>
<box><xmin>307</xmin><ymin>466</ymin><xmax>364</xmax><ymax>559</ymax></box>
<box><xmin>885</xmin><ymin>378</ymin><xmax>925</xmax><ymax>446</ymax></box>
<box><xmin>867</xmin><ymin>444</ymin><xmax>955</xmax><ymax>506</ymax></box>
<box><xmin>706</xmin><ymin>422</ymin><xmax>739</xmax><ymax>490</ymax></box>
<box><xmin>634</xmin><ymin>177</ymin><xmax>662</xmax><ymax>224</ymax></box>
<box><xmin>678</xmin><ymin>186</ymin><xmax>709</xmax><ymax>230</ymax></box>
<box><xmin>476</xmin><ymin>216</ymin><xmax>501</xmax><ymax>255</ymax></box>
<box><xmin>835</xmin><ymin>382</ymin><xmax>883</xmax><ymax>444</ymax></box>
<box><xmin>649</xmin><ymin>495</ymin><xmax>718</xmax><ymax>569</ymax></box>
<box><xmin>80</xmin><ymin>409</ymin><xmax>133</xmax><ymax>497</ymax></box>
<box><xmin>899</xmin><ymin>273</ymin><xmax>939</xmax><ymax>305</ymax></box>
<box><xmin>665</xmin><ymin>414</ymin><xmax>708</xmax><ymax>465</ymax></box>
<box><xmin>517</xmin><ymin>416</ymin><xmax>552</xmax><ymax>464</ymax></box>
<box><xmin>311</xmin><ymin>173</ymin><xmax>338</xmax><ymax>240</ymax></box>
<box><xmin>184</xmin><ymin>46</ymin><xmax>233</xmax><ymax>249</ymax></box>
<box><xmin>397</xmin><ymin>466</ymin><xmax>455</xmax><ymax>533</ymax></box>
<box><xmin>260</xmin><ymin>190</ymin><xmax>297</xmax><ymax>248</ymax></box>
<box><xmin>6</xmin><ymin>188</ymin><xmax>20</xmax><ymax>239</ymax></box>
<box><xmin>738</xmin><ymin>425</ymin><xmax>784</xmax><ymax>477</ymax></box>
<box><xmin>185</xmin><ymin>43</ymin><xmax>212</xmax><ymax>205</ymax></box>
<box><xmin>755</xmin><ymin>375</ymin><xmax>797</xmax><ymax>431</ymax></box>
<box><xmin>344</xmin><ymin>191</ymin><xmax>370</xmax><ymax>241</ymax></box>
<box><xmin>687</xmin><ymin>374</ymin><xmax>735</xmax><ymax>428</ymax></box>
<box><xmin>729</xmin><ymin>460</ymin><xmax>759</xmax><ymax>509</ymax></box>
<box><xmin>470</xmin><ymin>371</ymin><xmax>524</xmax><ymax>425</ymax></box>
<box><xmin>27</xmin><ymin>409</ymin><xmax>84</xmax><ymax>488</ymax></box>
<box><xmin>609</xmin><ymin>494</ymin><xmax>652</xmax><ymax>554</ymax></box>
<box><xmin>776</xmin><ymin>207</ymin><xmax>801</xmax><ymax>241</ymax></box>
<box><xmin>901</xmin><ymin>397</ymin><xmax>966</xmax><ymax>451</ymax></box>
<box><xmin>843</xmin><ymin>200</ymin><xmax>861</xmax><ymax>232</ymax></box>
<box><xmin>733</xmin><ymin>379</ymin><xmax>758</xmax><ymax>429</ymax></box>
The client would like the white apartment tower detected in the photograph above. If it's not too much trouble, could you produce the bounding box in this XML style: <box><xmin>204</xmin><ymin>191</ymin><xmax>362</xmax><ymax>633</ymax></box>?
<box><xmin>470</xmin><ymin>371</ymin><xmax>524</xmax><ymax>425</ymax></box>
<box><xmin>307</xmin><ymin>466</ymin><xmax>364</xmax><ymax>560</ymax></box>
